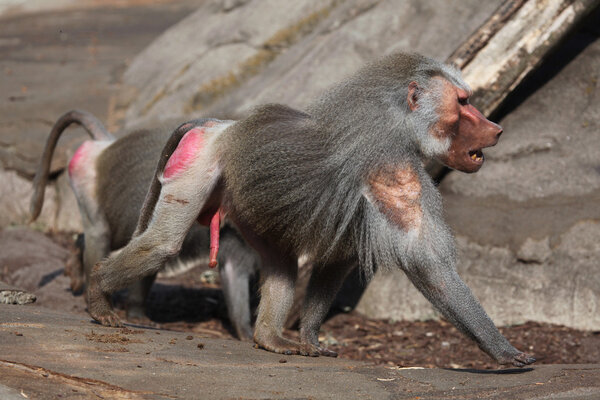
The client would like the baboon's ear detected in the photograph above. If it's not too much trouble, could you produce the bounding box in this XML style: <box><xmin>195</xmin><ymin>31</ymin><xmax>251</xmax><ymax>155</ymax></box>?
<box><xmin>407</xmin><ymin>81</ymin><xmax>420</xmax><ymax>111</ymax></box>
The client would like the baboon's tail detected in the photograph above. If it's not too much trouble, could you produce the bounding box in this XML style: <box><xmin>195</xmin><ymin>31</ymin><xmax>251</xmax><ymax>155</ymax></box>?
<box><xmin>29</xmin><ymin>110</ymin><xmax>114</xmax><ymax>222</ymax></box>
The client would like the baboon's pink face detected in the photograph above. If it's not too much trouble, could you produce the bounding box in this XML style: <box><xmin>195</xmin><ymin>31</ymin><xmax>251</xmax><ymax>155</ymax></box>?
<box><xmin>437</xmin><ymin>81</ymin><xmax>502</xmax><ymax>173</ymax></box>
<box><xmin>409</xmin><ymin>78</ymin><xmax>503</xmax><ymax>173</ymax></box>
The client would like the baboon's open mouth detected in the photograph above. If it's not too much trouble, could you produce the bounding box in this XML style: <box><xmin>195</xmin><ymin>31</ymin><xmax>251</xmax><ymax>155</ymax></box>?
<box><xmin>468</xmin><ymin>149</ymin><xmax>484</xmax><ymax>164</ymax></box>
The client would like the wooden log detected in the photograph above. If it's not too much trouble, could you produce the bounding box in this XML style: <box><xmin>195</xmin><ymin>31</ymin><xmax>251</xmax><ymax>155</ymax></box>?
<box><xmin>448</xmin><ymin>0</ymin><xmax>600</xmax><ymax>115</ymax></box>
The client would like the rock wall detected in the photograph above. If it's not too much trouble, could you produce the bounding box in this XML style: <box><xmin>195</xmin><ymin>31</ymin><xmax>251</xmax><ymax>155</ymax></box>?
<box><xmin>111</xmin><ymin>0</ymin><xmax>501</xmax><ymax>128</ymax></box>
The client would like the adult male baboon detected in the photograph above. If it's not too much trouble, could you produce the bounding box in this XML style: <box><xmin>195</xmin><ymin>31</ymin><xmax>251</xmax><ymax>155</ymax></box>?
<box><xmin>87</xmin><ymin>53</ymin><xmax>535</xmax><ymax>367</ymax></box>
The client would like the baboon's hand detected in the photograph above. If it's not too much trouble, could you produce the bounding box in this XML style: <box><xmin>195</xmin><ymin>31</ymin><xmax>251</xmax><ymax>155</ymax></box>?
<box><xmin>497</xmin><ymin>350</ymin><xmax>536</xmax><ymax>368</ymax></box>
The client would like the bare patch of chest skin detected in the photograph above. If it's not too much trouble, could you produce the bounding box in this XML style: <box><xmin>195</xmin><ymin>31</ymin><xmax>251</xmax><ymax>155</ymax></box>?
<box><xmin>368</xmin><ymin>165</ymin><xmax>422</xmax><ymax>233</ymax></box>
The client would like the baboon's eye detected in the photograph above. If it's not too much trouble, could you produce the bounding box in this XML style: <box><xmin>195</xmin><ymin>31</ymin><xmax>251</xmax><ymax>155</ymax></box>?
<box><xmin>458</xmin><ymin>96</ymin><xmax>469</xmax><ymax>106</ymax></box>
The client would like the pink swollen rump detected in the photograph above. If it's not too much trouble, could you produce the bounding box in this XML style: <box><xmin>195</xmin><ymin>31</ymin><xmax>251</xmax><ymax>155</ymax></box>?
<box><xmin>163</xmin><ymin>126</ymin><xmax>219</xmax><ymax>266</ymax></box>
<box><xmin>68</xmin><ymin>141</ymin><xmax>91</xmax><ymax>179</ymax></box>
<box><xmin>163</xmin><ymin>127</ymin><xmax>205</xmax><ymax>179</ymax></box>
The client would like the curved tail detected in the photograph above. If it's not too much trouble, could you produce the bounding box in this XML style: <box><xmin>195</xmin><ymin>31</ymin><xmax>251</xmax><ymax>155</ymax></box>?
<box><xmin>29</xmin><ymin>110</ymin><xmax>114</xmax><ymax>222</ymax></box>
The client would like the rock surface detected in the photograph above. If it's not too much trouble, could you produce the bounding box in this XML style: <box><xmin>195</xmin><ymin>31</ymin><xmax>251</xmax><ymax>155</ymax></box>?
<box><xmin>2</xmin><ymin>304</ymin><xmax>599</xmax><ymax>399</ymax></box>
<box><xmin>0</xmin><ymin>281</ymin><xmax>36</xmax><ymax>305</ymax></box>
<box><xmin>357</xmin><ymin>16</ymin><xmax>600</xmax><ymax>330</ymax></box>
<box><xmin>0</xmin><ymin>228</ymin><xmax>86</xmax><ymax>313</ymax></box>
<box><xmin>111</xmin><ymin>0</ymin><xmax>501</xmax><ymax>128</ymax></box>
<box><xmin>0</xmin><ymin>170</ymin><xmax>82</xmax><ymax>231</ymax></box>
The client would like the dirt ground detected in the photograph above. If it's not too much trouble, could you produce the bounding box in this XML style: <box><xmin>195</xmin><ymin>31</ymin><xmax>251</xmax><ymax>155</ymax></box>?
<box><xmin>45</xmin><ymin>232</ymin><xmax>600</xmax><ymax>371</ymax></box>
<box><xmin>148</xmin><ymin>296</ymin><xmax>600</xmax><ymax>370</ymax></box>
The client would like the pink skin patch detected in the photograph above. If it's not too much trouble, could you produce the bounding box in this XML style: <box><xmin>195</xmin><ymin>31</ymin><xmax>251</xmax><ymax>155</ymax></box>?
<box><xmin>68</xmin><ymin>141</ymin><xmax>91</xmax><ymax>178</ymax></box>
<box><xmin>163</xmin><ymin>127</ymin><xmax>206</xmax><ymax>179</ymax></box>
<box><xmin>167</xmin><ymin>122</ymin><xmax>221</xmax><ymax>267</ymax></box>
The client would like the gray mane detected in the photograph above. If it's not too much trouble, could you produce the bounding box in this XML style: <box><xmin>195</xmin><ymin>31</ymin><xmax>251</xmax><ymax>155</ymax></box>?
<box><xmin>223</xmin><ymin>53</ymin><xmax>464</xmax><ymax>275</ymax></box>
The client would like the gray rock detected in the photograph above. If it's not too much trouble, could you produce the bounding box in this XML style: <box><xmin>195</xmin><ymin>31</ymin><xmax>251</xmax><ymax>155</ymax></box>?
<box><xmin>516</xmin><ymin>237</ymin><xmax>552</xmax><ymax>264</ymax></box>
<box><xmin>0</xmin><ymin>291</ymin><xmax>36</xmax><ymax>305</ymax></box>
<box><xmin>0</xmin><ymin>170</ymin><xmax>54</xmax><ymax>228</ymax></box>
<box><xmin>0</xmin><ymin>281</ymin><xmax>36</xmax><ymax>305</ymax></box>
<box><xmin>0</xmin><ymin>228</ymin><xmax>85</xmax><ymax>313</ymax></box>
<box><xmin>0</xmin><ymin>384</ymin><xmax>23</xmax><ymax>400</ymax></box>
<box><xmin>112</xmin><ymin>0</ymin><xmax>501</xmax><ymax>128</ymax></box>
<box><xmin>0</xmin><ymin>169</ymin><xmax>81</xmax><ymax>232</ymax></box>
<box><xmin>357</xmin><ymin>31</ymin><xmax>600</xmax><ymax>330</ymax></box>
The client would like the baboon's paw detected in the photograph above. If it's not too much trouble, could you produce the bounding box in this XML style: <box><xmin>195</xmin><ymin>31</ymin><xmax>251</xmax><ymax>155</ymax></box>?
<box><xmin>497</xmin><ymin>350</ymin><xmax>536</xmax><ymax>368</ymax></box>
<box><xmin>94</xmin><ymin>311</ymin><xmax>123</xmax><ymax>327</ymax></box>
<box><xmin>255</xmin><ymin>335</ymin><xmax>312</xmax><ymax>356</ymax></box>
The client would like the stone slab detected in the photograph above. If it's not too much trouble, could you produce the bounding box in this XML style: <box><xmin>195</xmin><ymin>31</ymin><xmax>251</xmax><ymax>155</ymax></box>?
<box><xmin>1</xmin><ymin>304</ymin><xmax>599</xmax><ymax>399</ymax></box>
<box><xmin>0</xmin><ymin>281</ymin><xmax>36</xmax><ymax>305</ymax></box>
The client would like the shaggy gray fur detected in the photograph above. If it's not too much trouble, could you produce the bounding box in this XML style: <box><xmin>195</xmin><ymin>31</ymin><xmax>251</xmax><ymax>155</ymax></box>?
<box><xmin>222</xmin><ymin>53</ymin><xmax>465</xmax><ymax>277</ymax></box>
